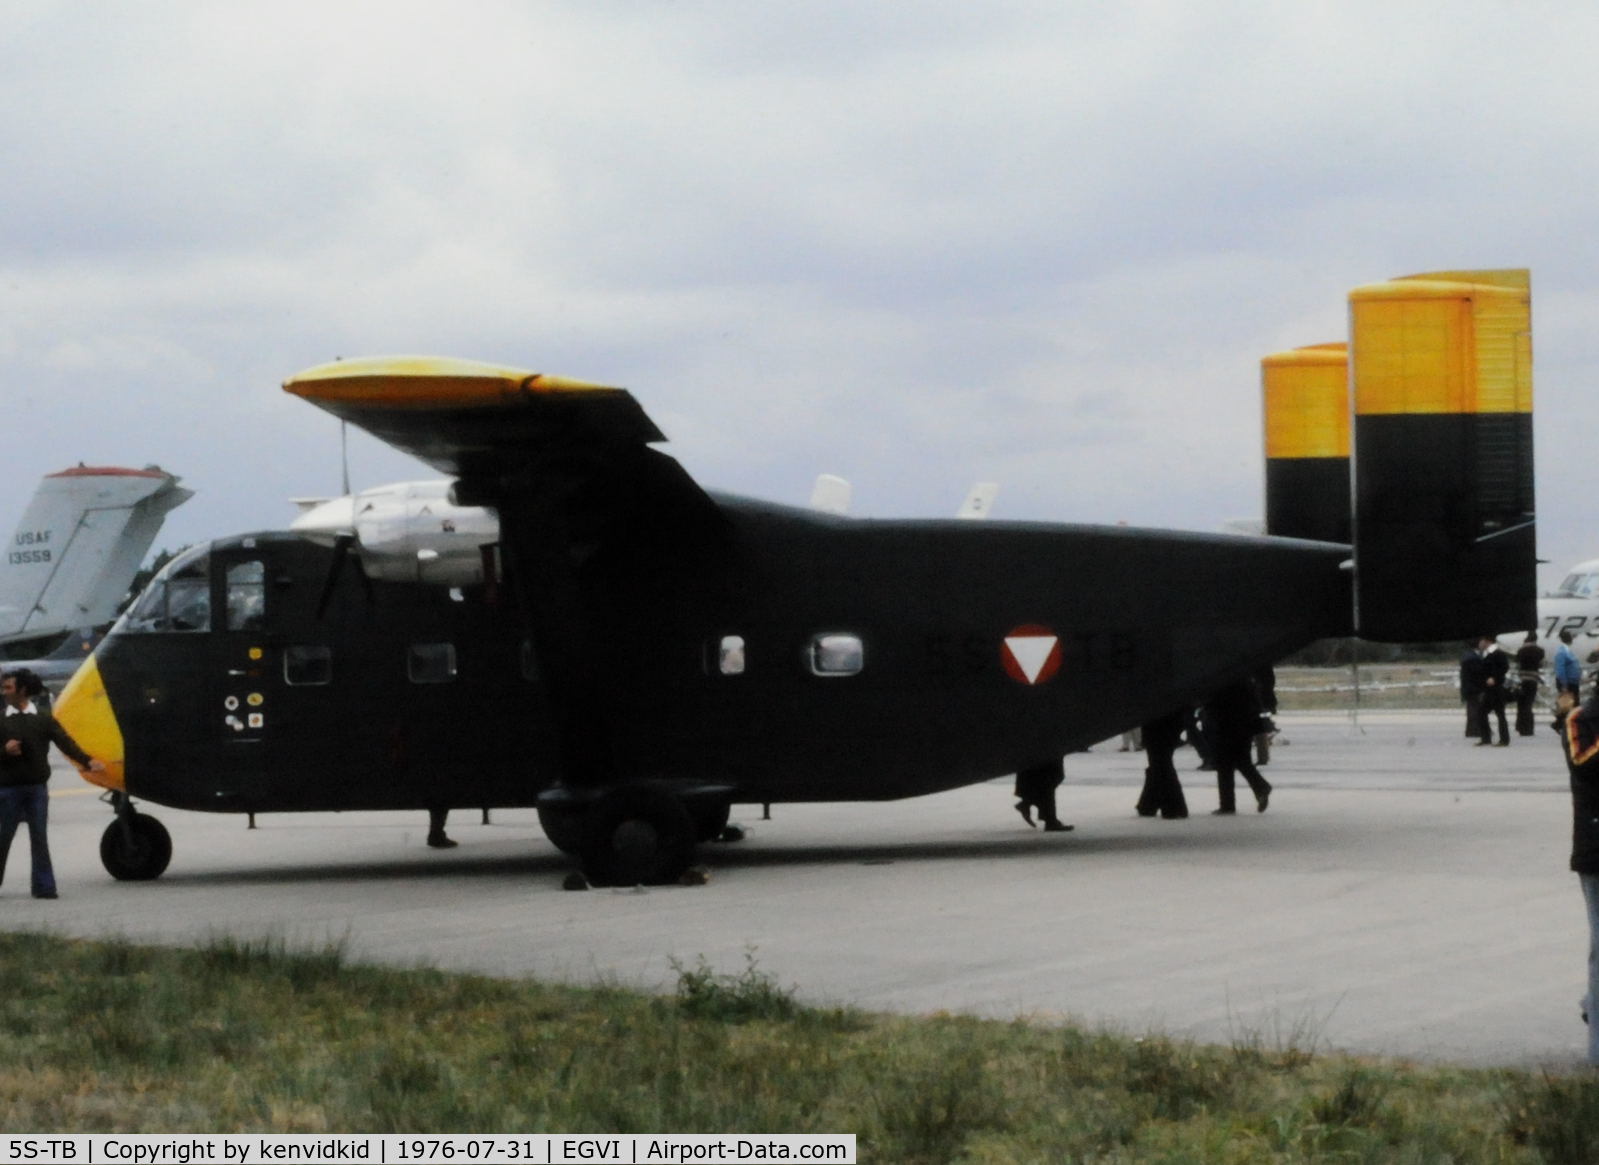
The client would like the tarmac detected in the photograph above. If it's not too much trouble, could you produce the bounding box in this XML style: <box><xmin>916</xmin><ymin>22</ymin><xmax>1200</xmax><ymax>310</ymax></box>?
<box><xmin>6</xmin><ymin>709</ymin><xmax>1589</xmax><ymax>1070</ymax></box>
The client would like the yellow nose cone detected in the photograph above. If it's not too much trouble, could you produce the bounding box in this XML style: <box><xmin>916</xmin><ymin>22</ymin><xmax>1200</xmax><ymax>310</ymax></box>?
<box><xmin>54</xmin><ymin>655</ymin><xmax>125</xmax><ymax>791</ymax></box>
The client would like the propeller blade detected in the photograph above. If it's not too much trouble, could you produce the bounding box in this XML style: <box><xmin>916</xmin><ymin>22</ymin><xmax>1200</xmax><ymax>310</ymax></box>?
<box><xmin>352</xmin><ymin>545</ymin><xmax>374</xmax><ymax>604</ymax></box>
<box><xmin>480</xmin><ymin>542</ymin><xmax>501</xmax><ymax>605</ymax></box>
<box><xmin>315</xmin><ymin>533</ymin><xmax>355</xmax><ymax>619</ymax></box>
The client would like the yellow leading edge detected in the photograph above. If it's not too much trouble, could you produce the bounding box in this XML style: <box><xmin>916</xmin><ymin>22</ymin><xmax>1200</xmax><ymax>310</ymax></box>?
<box><xmin>54</xmin><ymin>655</ymin><xmax>125</xmax><ymax>792</ymax></box>
<box><xmin>283</xmin><ymin>355</ymin><xmax>622</xmax><ymax>408</ymax></box>
<box><xmin>1349</xmin><ymin>269</ymin><xmax>1531</xmax><ymax>417</ymax></box>
<box><xmin>1262</xmin><ymin>342</ymin><xmax>1349</xmax><ymax>460</ymax></box>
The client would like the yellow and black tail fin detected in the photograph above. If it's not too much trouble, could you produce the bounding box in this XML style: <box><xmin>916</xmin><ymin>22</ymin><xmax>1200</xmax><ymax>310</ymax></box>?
<box><xmin>1348</xmin><ymin>269</ymin><xmax>1535</xmax><ymax>642</ymax></box>
<box><xmin>1262</xmin><ymin>342</ymin><xmax>1350</xmax><ymax>544</ymax></box>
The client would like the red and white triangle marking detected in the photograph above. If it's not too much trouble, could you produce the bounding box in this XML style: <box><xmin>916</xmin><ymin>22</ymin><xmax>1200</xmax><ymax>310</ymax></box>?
<box><xmin>1001</xmin><ymin>625</ymin><xmax>1062</xmax><ymax>685</ymax></box>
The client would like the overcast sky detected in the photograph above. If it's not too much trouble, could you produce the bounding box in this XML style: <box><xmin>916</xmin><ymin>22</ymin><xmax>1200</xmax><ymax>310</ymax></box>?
<box><xmin>4</xmin><ymin>1</ymin><xmax>1594</xmax><ymax>588</ymax></box>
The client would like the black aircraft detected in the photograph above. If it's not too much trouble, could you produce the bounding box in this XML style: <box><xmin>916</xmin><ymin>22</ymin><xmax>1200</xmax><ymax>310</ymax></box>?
<box><xmin>57</xmin><ymin>269</ymin><xmax>1535</xmax><ymax>886</ymax></box>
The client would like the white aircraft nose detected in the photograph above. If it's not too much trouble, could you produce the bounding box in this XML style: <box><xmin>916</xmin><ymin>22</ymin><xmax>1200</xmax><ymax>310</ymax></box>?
<box><xmin>289</xmin><ymin>496</ymin><xmax>356</xmax><ymax>546</ymax></box>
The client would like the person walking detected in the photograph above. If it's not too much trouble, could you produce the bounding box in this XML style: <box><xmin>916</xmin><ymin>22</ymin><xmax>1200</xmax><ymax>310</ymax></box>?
<box><xmin>426</xmin><ymin>805</ymin><xmax>457</xmax><ymax>849</ymax></box>
<box><xmin>1478</xmin><ymin>636</ymin><xmax>1510</xmax><ymax>747</ymax></box>
<box><xmin>1206</xmin><ymin>680</ymin><xmax>1272</xmax><ymax>815</ymax></box>
<box><xmin>1013</xmin><ymin>758</ymin><xmax>1073</xmax><ymax>832</ymax></box>
<box><xmin>0</xmin><ymin>668</ymin><xmax>105</xmax><ymax>899</ymax></box>
<box><xmin>1516</xmin><ymin>632</ymin><xmax>1546</xmax><ymax>738</ymax></box>
<box><xmin>1253</xmin><ymin>665</ymin><xmax>1279</xmax><ymax>765</ymax></box>
<box><xmin>1134</xmin><ymin>708</ymin><xmax>1189</xmax><ymax>819</ymax></box>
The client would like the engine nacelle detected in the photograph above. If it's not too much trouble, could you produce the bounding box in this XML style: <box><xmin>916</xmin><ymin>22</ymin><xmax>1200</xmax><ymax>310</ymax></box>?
<box><xmin>290</xmin><ymin>481</ymin><xmax>498</xmax><ymax>585</ymax></box>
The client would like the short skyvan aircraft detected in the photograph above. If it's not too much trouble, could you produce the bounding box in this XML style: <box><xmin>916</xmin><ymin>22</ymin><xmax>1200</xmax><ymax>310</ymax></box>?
<box><xmin>0</xmin><ymin>465</ymin><xmax>191</xmax><ymax>653</ymax></box>
<box><xmin>57</xmin><ymin>270</ymin><xmax>1535</xmax><ymax>886</ymax></box>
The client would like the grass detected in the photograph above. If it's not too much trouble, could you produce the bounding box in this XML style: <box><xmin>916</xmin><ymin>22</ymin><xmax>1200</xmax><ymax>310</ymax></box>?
<box><xmin>1276</xmin><ymin>664</ymin><xmax>1465</xmax><ymax>712</ymax></box>
<box><xmin>0</xmin><ymin>930</ymin><xmax>1596</xmax><ymax>1161</ymax></box>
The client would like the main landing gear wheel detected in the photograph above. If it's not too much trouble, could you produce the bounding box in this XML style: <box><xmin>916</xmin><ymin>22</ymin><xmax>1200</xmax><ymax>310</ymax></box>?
<box><xmin>100</xmin><ymin>813</ymin><xmax>173</xmax><ymax>881</ymax></box>
<box><xmin>579</xmin><ymin>785</ymin><xmax>696</xmax><ymax>887</ymax></box>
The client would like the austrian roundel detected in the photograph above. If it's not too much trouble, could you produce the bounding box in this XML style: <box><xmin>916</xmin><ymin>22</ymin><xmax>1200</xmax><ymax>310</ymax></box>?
<box><xmin>1001</xmin><ymin>625</ymin><xmax>1062</xmax><ymax>685</ymax></box>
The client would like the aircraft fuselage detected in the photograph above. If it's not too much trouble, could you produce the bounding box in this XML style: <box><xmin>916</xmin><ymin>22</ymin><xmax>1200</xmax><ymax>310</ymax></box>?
<box><xmin>73</xmin><ymin>501</ymin><xmax>1351</xmax><ymax>816</ymax></box>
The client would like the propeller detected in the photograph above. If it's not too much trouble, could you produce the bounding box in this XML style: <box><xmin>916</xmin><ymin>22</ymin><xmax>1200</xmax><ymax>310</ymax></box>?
<box><xmin>314</xmin><ymin>533</ymin><xmax>374</xmax><ymax>619</ymax></box>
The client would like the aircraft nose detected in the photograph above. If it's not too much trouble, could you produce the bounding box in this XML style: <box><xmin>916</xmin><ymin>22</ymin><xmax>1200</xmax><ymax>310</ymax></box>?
<box><xmin>53</xmin><ymin>655</ymin><xmax>126</xmax><ymax>792</ymax></box>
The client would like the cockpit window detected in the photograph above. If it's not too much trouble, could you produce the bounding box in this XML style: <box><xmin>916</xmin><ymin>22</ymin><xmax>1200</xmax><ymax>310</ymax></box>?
<box><xmin>224</xmin><ymin>560</ymin><xmax>266</xmax><ymax>630</ymax></box>
<box><xmin>124</xmin><ymin>547</ymin><xmax>211</xmax><ymax>634</ymax></box>
<box><xmin>1555</xmin><ymin>572</ymin><xmax>1599</xmax><ymax>599</ymax></box>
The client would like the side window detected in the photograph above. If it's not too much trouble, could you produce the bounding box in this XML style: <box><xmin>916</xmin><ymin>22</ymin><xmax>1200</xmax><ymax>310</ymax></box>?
<box><xmin>408</xmin><ymin>642</ymin><xmax>457</xmax><ymax>684</ymax></box>
<box><xmin>809</xmin><ymin>633</ymin><xmax>864</xmax><ymax>676</ymax></box>
<box><xmin>224</xmin><ymin>560</ymin><xmax>266</xmax><ymax>630</ymax></box>
<box><xmin>284</xmin><ymin>645</ymin><xmax>333</xmax><ymax>686</ymax></box>
<box><xmin>711</xmin><ymin>635</ymin><xmax>746</xmax><ymax>676</ymax></box>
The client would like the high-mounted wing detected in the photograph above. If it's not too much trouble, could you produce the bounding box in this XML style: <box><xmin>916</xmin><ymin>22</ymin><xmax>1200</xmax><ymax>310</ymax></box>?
<box><xmin>283</xmin><ymin>356</ymin><xmax>666</xmax><ymax>479</ymax></box>
<box><xmin>284</xmin><ymin>356</ymin><xmax>726</xmax><ymax>788</ymax></box>
<box><xmin>284</xmin><ymin>354</ymin><xmax>723</xmax><ymax>542</ymax></box>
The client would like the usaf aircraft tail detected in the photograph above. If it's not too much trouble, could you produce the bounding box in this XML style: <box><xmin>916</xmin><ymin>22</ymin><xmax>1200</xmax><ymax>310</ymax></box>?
<box><xmin>1263</xmin><ymin>269</ymin><xmax>1535</xmax><ymax>642</ymax></box>
<box><xmin>0</xmin><ymin>466</ymin><xmax>193</xmax><ymax>645</ymax></box>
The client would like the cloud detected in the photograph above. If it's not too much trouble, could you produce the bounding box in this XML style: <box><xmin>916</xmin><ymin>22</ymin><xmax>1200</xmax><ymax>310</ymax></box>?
<box><xmin>0</xmin><ymin>0</ymin><xmax>1592</xmax><ymax>586</ymax></box>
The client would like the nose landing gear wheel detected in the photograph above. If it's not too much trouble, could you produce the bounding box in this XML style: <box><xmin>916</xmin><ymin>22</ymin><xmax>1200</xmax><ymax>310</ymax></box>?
<box><xmin>100</xmin><ymin>813</ymin><xmax>172</xmax><ymax>881</ymax></box>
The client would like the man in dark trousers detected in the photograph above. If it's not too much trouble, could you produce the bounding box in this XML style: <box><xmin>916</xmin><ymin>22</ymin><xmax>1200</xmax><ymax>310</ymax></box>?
<box><xmin>426</xmin><ymin>806</ymin><xmax>457</xmax><ymax>849</ymax></box>
<box><xmin>1134</xmin><ymin>708</ymin><xmax>1189</xmax><ymax>819</ymax></box>
<box><xmin>1460</xmin><ymin>641</ymin><xmax>1486</xmax><ymax>739</ymax></box>
<box><xmin>1253</xmin><ymin>666</ymin><xmax>1279</xmax><ymax>765</ymax></box>
<box><xmin>0</xmin><ymin>668</ymin><xmax>104</xmax><ymax>899</ymax></box>
<box><xmin>1478</xmin><ymin>635</ymin><xmax>1511</xmax><ymax>746</ymax></box>
<box><xmin>1515</xmin><ymin>632</ymin><xmax>1546</xmax><ymax>738</ymax></box>
<box><xmin>1206</xmin><ymin>679</ymin><xmax>1272</xmax><ymax>815</ymax></box>
<box><xmin>1013</xmin><ymin>758</ymin><xmax>1072</xmax><ymax>832</ymax></box>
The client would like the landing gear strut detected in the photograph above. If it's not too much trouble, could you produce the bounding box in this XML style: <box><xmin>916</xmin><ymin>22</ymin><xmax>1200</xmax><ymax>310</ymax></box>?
<box><xmin>99</xmin><ymin>792</ymin><xmax>172</xmax><ymax>881</ymax></box>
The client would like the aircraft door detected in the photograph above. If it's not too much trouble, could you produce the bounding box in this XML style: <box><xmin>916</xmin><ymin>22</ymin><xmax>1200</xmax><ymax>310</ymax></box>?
<box><xmin>210</xmin><ymin>551</ymin><xmax>273</xmax><ymax>751</ymax></box>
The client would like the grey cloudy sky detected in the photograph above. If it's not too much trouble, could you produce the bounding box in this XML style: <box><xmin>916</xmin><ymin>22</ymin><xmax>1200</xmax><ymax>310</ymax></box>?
<box><xmin>4</xmin><ymin>1</ymin><xmax>1595</xmax><ymax>585</ymax></box>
